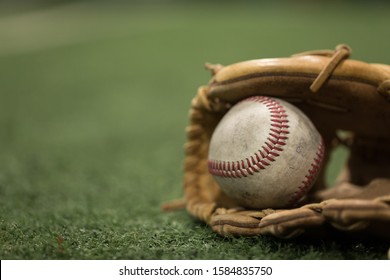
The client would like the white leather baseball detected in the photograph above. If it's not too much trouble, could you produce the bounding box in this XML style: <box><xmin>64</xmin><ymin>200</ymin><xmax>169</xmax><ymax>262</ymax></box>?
<box><xmin>208</xmin><ymin>96</ymin><xmax>324</xmax><ymax>209</ymax></box>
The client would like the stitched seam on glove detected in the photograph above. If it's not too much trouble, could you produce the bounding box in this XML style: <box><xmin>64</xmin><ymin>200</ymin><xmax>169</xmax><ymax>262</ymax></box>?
<box><xmin>212</xmin><ymin>72</ymin><xmax>378</xmax><ymax>87</ymax></box>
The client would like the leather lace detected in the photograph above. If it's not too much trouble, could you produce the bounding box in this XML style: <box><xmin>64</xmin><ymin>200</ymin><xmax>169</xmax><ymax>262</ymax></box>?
<box><xmin>294</xmin><ymin>44</ymin><xmax>352</xmax><ymax>93</ymax></box>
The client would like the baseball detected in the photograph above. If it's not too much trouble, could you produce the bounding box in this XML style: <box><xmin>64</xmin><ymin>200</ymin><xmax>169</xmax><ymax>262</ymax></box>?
<box><xmin>208</xmin><ymin>96</ymin><xmax>324</xmax><ymax>209</ymax></box>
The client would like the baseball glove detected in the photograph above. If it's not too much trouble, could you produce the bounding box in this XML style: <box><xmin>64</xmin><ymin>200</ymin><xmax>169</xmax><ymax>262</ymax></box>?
<box><xmin>164</xmin><ymin>44</ymin><xmax>390</xmax><ymax>243</ymax></box>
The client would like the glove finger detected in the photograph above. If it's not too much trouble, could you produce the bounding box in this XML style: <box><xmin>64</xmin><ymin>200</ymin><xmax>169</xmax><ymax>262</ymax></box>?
<box><xmin>312</xmin><ymin>182</ymin><xmax>363</xmax><ymax>201</ymax></box>
<box><xmin>322</xmin><ymin>198</ymin><xmax>390</xmax><ymax>231</ymax></box>
<box><xmin>258</xmin><ymin>207</ymin><xmax>325</xmax><ymax>238</ymax></box>
<box><xmin>210</xmin><ymin>209</ymin><xmax>272</xmax><ymax>236</ymax></box>
<box><xmin>210</xmin><ymin>207</ymin><xmax>326</xmax><ymax>239</ymax></box>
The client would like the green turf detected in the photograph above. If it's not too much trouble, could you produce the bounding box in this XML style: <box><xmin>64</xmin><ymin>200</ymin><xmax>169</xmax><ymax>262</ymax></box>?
<box><xmin>0</xmin><ymin>1</ymin><xmax>389</xmax><ymax>260</ymax></box>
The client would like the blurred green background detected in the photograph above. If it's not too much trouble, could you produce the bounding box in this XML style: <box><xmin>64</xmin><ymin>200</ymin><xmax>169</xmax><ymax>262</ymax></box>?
<box><xmin>0</xmin><ymin>0</ymin><xmax>389</xmax><ymax>259</ymax></box>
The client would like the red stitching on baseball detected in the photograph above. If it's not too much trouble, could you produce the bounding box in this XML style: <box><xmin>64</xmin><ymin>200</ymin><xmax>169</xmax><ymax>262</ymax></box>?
<box><xmin>287</xmin><ymin>138</ymin><xmax>325</xmax><ymax>206</ymax></box>
<box><xmin>208</xmin><ymin>96</ymin><xmax>289</xmax><ymax>178</ymax></box>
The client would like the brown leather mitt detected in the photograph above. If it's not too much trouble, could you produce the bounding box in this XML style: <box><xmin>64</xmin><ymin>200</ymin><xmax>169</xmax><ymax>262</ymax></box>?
<box><xmin>168</xmin><ymin>44</ymin><xmax>390</xmax><ymax>240</ymax></box>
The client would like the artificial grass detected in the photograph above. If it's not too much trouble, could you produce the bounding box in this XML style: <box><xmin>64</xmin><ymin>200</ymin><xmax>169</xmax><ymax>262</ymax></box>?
<box><xmin>0</xmin><ymin>1</ymin><xmax>389</xmax><ymax>260</ymax></box>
